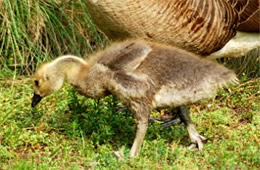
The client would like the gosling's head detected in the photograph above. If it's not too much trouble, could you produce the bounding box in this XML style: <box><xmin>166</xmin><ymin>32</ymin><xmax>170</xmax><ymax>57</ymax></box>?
<box><xmin>31</xmin><ymin>63</ymin><xmax>64</xmax><ymax>107</ymax></box>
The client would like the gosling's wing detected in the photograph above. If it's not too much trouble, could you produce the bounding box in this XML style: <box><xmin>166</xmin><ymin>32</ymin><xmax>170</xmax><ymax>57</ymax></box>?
<box><xmin>98</xmin><ymin>41</ymin><xmax>151</xmax><ymax>72</ymax></box>
<box><xmin>107</xmin><ymin>70</ymin><xmax>154</xmax><ymax>101</ymax></box>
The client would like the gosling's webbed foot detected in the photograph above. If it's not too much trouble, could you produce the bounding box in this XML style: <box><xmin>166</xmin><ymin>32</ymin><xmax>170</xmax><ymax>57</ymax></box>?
<box><xmin>149</xmin><ymin>117</ymin><xmax>182</xmax><ymax>127</ymax></box>
<box><xmin>149</xmin><ymin>116</ymin><xmax>182</xmax><ymax>126</ymax></box>
<box><xmin>161</xmin><ymin>117</ymin><xmax>182</xmax><ymax>127</ymax></box>
<box><xmin>114</xmin><ymin>150</ymin><xmax>125</xmax><ymax>161</ymax></box>
<box><xmin>177</xmin><ymin>106</ymin><xmax>207</xmax><ymax>150</ymax></box>
<box><xmin>188</xmin><ymin>134</ymin><xmax>207</xmax><ymax>150</ymax></box>
<box><xmin>149</xmin><ymin>109</ymin><xmax>182</xmax><ymax>127</ymax></box>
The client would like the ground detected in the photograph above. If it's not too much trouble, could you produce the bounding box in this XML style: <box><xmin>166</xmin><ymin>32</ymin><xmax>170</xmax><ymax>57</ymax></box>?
<box><xmin>0</xmin><ymin>76</ymin><xmax>259</xmax><ymax>169</ymax></box>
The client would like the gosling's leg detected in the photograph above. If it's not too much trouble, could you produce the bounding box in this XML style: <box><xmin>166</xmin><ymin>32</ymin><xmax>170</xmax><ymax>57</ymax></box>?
<box><xmin>114</xmin><ymin>100</ymin><xmax>150</xmax><ymax>159</ymax></box>
<box><xmin>129</xmin><ymin>102</ymin><xmax>151</xmax><ymax>158</ymax></box>
<box><xmin>177</xmin><ymin>106</ymin><xmax>207</xmax><ymax>150</ymax></box>
<box><xmin>114</xmin><ymin>113</ymin><xmax>149</xmax><ymax>159</ymax></box>
<box><xmin>129</xmin><ymin>120</ymin><xmax>148</xmax><ymax>157</ymax></box>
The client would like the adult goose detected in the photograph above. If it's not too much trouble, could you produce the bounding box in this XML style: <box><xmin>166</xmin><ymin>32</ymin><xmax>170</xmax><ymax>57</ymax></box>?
<box><xmin>85</xmin><ymin>0</ymin><xmax>260</xmax><ymax>58</ymax></box>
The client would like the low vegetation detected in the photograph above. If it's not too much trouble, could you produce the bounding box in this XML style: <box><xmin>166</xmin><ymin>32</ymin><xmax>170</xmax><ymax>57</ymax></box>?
<box><xmin>0</xmin><ymin>76</ymin><xmax>259</xmax><ymax>169</ymax></box>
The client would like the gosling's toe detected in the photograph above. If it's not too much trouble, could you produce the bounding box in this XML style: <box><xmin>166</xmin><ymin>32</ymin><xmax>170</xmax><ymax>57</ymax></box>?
<box><xmin>114</xmin><ymin>150</ymin><xmax>125</xmax><ymax>161</ymax></box>
<box><xmin>189</xmin><ymin>135</ymin><xmax>207</xmax><ymax>150</ymax></box>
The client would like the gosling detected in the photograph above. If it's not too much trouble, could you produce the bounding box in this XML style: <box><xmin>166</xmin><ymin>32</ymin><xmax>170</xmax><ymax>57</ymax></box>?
<box><xmin>32</xmin><ymin>40</ymin><xmax>238</xmax><ymax>158</ymax></box>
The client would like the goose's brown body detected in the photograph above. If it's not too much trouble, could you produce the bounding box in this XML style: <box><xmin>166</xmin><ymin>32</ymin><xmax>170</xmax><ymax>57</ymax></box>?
<box><xmin>235</xmin><ymin>0</ymin><xmax>260</xmax><ymax>32</ymax></box>
<box><xmin>86</xmin><ymin>0</ymin><xmax>259</xmax><ymax>55</ymax></box>
<box><xmin>32</xmin><ymin>40</ymin><xmax>237</xmax><ymax>157</ymax></box>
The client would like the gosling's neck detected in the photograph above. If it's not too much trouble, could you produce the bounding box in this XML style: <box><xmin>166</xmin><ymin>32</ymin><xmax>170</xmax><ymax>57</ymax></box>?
<box><xmin>49</xmin><ymin>55</ymin><xmax>88</xmax><ymax>85</ymax></box>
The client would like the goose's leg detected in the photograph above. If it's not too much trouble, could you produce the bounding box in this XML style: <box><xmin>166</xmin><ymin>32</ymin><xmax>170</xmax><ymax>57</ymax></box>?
<box><xmin>177</xmin><ymin>106</ymin><xmax>207</xmax><ymax>150</ymax></box>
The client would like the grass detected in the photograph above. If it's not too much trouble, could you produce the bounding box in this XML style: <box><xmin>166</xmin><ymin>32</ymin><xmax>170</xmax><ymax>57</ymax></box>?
<box><xmin>0</xmin><ymin>0</ymin><xmax>107</xmax><ymax>75</ymax></box>
<box><xmin>0</xmin><ymin>75</ymin><xmax>259</xmax><ymax>169</ymax></box>
<box><xmin>223</xmin><ymin>48</ymin><xmax>260</xmax><ymax>78</ymax></box>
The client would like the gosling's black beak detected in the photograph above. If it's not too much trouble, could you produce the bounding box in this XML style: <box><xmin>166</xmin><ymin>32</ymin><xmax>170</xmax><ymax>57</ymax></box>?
<box><xmin>31</xmin><ymin>92</ymin><xmax>42</xmax><ymax>107</ymax></box>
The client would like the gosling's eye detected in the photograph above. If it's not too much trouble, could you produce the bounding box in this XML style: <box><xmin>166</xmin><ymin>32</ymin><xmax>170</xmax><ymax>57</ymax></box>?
<box><xmin>34</xmin><ymin>80</ymin><xmax>40</xmax><ymax>86</ymax></box>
